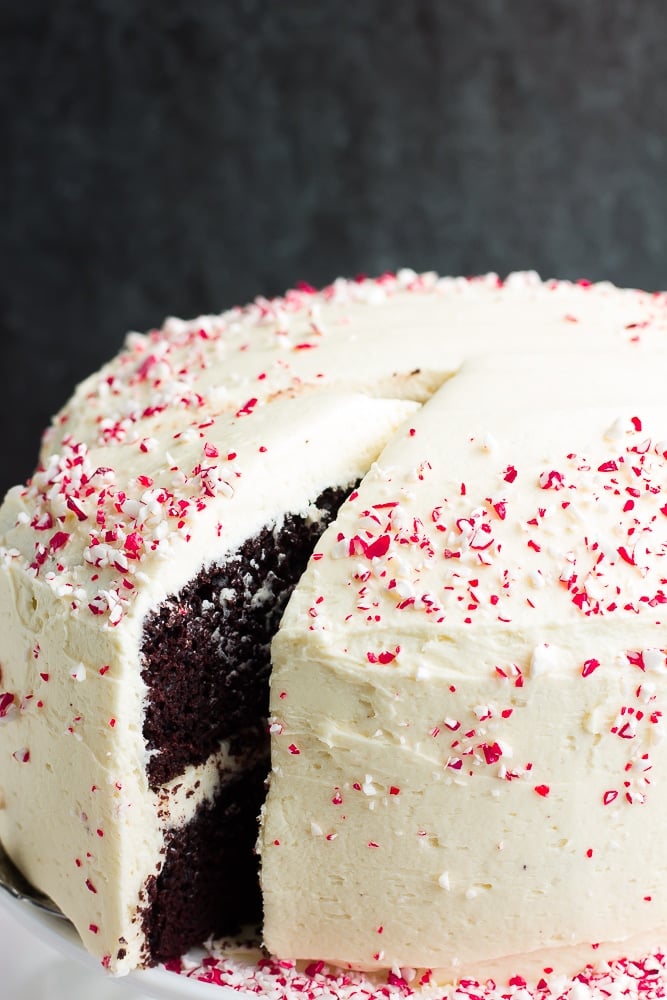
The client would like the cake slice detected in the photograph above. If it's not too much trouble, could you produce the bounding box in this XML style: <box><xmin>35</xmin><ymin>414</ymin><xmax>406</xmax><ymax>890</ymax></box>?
<box><xmin>0</xmin><ymin>390</ymin><xmax>416</xmax><ymax>972</ymax></box>
<box><xmin>262</xmin><ymin>352</ymin><xmax>667</xmax><ymax>981</ymax></box>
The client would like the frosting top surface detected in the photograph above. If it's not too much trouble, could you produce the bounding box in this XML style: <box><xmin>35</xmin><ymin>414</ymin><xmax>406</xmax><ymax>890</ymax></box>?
<box><xmin>0</xmin><ymin>392</ymin><xmax>415</xmax><ymax>628</ymax></box>
<box><xmin>2</xmin><ymin>269</ymin><xmax>667</xmax><ymax>634</ymax></box>
<box><xmin>44</xmin><ymin>269</ymin><xmax>667</xmax><ymax>457</ymax></box>
<box><xmin>281</xmin><ymin>352</ymin><xmax>667</xmax><ymax>656</ymax></box>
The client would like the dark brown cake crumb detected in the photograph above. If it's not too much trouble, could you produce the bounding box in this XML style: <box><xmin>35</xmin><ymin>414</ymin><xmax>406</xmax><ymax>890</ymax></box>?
<box><xmin>141</xmin><ymin>485</ymin><xmax>351</xmax><ymax>788</ymax></box>
<box><xmin>141</xmin><ymin>762</ymin><xmax>266</xmax><ymax>964</ymax></box>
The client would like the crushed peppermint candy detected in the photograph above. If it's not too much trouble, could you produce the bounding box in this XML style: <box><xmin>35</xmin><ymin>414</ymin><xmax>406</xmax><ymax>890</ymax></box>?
<box><xmin>162</xmin><ymin>941</ymin><xmax>667</xmax><ymax>1000</ymax></box>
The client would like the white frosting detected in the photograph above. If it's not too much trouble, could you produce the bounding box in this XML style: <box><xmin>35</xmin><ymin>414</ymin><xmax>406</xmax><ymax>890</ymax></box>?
<box><xmin>43</xmin><ymin>271</ymin><xmax>667</xmax><ymax>461</ymax></box>
<box><xmin>262</xmin><ymin>351</ymin><xmax>667</xmax><ymax>978</ymax></box>
<box><xmin>1</xmin><ymin>271</ymin><xmax>667</xmax><ymax>979</ymax></box>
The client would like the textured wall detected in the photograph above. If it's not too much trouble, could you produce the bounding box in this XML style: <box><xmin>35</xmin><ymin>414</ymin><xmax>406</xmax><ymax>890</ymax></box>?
<box><xmin>2</xmin><ymin>1</ymin><xmax>667</xmax><ymax>495</ymax></box>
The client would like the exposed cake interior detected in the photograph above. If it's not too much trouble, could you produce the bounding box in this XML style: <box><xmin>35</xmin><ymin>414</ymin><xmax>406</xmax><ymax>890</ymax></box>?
<box><xmin>143</xmin><ymin>759</ymin><xmax>267</xmax><ymax>966</ymax></box>
<box><xmin>139</xmin><ymin>485</ymin><xmax>353</xmax><ymax>962</ymax></box>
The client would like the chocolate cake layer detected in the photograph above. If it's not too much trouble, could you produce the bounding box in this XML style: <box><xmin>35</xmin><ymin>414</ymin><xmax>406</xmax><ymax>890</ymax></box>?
<box><xmin>141</xmin><ymin>761</ymin><xmax>267</xmax><ymax>965</ymax></box>
<box><xmin>141</xmin><ymin>485</ymin><xmax>352</xmax><ymax>789</ymax></box>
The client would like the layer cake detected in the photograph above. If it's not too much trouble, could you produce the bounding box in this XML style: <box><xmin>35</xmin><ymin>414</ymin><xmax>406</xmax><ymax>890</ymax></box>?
<box><xmin>0</xmin><ymin>270</ymin><xmax>666</xmax><ymax>981</ymax></box>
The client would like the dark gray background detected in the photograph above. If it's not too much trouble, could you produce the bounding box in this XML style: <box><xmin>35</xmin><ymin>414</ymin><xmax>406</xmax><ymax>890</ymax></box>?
<box><xmin>2</xmin><ymin>1</ymin><xmax>666</xmax><ymax>497</ymax></box>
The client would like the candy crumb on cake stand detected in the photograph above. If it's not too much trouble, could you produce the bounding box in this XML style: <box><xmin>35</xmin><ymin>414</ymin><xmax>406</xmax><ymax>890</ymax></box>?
<box><xmin>163</xmin><ymin>936</ymin><xmax>667</xmax><ymax>1000</ymax></box>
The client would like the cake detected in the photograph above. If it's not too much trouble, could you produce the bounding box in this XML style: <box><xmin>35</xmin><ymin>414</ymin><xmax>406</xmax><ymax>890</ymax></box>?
<box><xmin>1</xmin><ymin>270</ymin><xmax>667</xmax><ymax>983</ymax></box>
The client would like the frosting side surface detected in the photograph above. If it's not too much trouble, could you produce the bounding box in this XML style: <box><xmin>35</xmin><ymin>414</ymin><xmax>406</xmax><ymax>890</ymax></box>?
<box><xmin>263</xmin><ymin>351</ymin><xmax>667</xmax><ymax>976</ymax></box>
